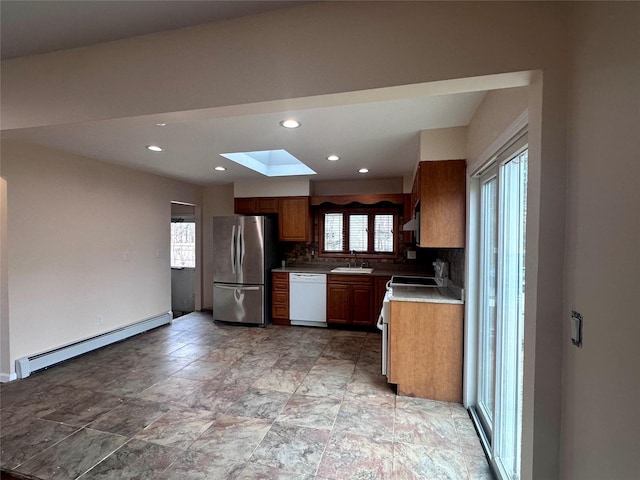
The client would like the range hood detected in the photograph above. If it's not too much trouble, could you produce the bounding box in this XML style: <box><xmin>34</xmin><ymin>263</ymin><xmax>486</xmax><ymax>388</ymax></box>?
<box><xmin>402</xmin><ymin>217</ymin><xmax>418</xmax><ymax>231</ymax></box>
<box><xmin>402</xmin><ymin>212</ymin><xmax>420</xmax><ymax>232</ymax></box>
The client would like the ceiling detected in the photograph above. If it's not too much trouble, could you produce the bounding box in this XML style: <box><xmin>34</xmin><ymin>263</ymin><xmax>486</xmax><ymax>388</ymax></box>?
<box><xmin>0</xmin><ymin>0</ymin><xmax>303</xmax><ymax>60</ymax></box>
<box><xmin>1</xmin><ymin>1</ymin><xmax>487</xmax><ymax>187</ymax></box>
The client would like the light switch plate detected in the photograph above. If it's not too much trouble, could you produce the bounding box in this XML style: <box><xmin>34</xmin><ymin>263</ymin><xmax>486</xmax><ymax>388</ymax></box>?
<box><xmin>571</xmin><ymin>310</ymin><xmax>583</xmax><ymax>348</ymax></box>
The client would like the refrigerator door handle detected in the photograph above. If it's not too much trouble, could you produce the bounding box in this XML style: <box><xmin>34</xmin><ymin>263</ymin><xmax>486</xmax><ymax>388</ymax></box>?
<box><xmin>239</xmin><ymin>223</ymin><xmax>245</xmax><ymax>269</ymax></box>
<box><xmin>231</xmin><ymin>224</ymin><xmax>237</xmax><ymax>274</ymax></box>
<box><xmin>215</xmin><ymin>284</ymin><xmax>260</xmax><ymax>291</ymax></box>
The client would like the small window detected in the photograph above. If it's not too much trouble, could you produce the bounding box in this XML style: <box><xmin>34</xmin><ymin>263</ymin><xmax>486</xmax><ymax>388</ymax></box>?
<box><xmin>324</xmin><ymin>213</ymin><xmax>344</xmax><ymax>251</ymax></box>
<box><xmin>171</xmin><ymin>222</ymin><xmax>196</xmax><ymax>268</ymax></box>
<box><xmin>319</xmin><ymin>208</ymin><xmax>398</xmax><ymax>258</ymax></box>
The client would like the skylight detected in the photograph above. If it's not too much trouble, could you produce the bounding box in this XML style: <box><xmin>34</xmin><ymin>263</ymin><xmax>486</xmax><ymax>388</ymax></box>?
<box><xmin>220</xmin><ymin>149</ymin><xmax>316</xmax><ymax>177</ymax></box>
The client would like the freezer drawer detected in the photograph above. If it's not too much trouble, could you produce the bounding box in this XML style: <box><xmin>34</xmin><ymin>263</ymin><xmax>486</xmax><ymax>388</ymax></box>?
<box><xmin>214</xmin><ymin>283</ymin><xmax>265</xmax><ymax>325</ymax></box>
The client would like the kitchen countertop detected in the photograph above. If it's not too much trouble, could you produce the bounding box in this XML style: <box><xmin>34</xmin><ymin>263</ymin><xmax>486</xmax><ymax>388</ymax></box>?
<box><xmin>388</xmin><ymin>285</ymin><xmax>464</xmax><ymax>304</ymax></box>
<box><xmin>272</xmin><ymin>263</ymin><xmax>464</xmax><ymax>304</ymax></box>
<box><xmin>271</xmin><ymin>263</ymin><xmax>432</xmax><ymax>277</ymax></box>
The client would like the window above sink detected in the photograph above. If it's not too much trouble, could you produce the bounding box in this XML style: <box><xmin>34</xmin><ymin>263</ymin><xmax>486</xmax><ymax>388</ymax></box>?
<box><xmin>318</xmin><ymin>207</ymin><xmax>399</xmax><ymax>260</ymax></box>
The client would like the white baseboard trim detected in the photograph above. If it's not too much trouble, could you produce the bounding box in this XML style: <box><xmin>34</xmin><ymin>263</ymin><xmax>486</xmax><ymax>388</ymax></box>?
<box><xmin>14</xmin><ymin>311</ymin><xmax>172</xmax><ymax>380</ymax></box>
<box><xmin>0</xmin><ymin>372</ymin><xmax>18</xmax><ymax>383</ymax></box>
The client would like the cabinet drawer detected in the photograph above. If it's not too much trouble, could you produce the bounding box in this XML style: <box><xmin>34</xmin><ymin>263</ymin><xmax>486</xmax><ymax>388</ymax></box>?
<box><xmin>273</xmin><ymin>290</ymin><xmax>289</xmax><ymax>306</ymax></box>
<box><xmin>273</xmin><ymin>280</ymin><xmax>289</xmax><ymax>292</ymax></box>
<box><xmin>272</xmin><ymin>272</ymin><xmax>289</xmax><ymax>283</ymax></box>
<box><xmin>272</xmin><ymin>304</ymin><xmax>289</xmax><ymax>319</ymax></box>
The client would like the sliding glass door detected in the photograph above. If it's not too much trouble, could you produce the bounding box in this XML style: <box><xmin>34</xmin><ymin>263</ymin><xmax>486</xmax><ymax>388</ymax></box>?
<box><xmin>472</xmin><ymin>135</ymin><xmax>528</xmax><ymax>480</ymax></box>
<box><xmin>477</xmin><ymin>171</ymin><xmax>498</xmax><ymax>439</ymax></box>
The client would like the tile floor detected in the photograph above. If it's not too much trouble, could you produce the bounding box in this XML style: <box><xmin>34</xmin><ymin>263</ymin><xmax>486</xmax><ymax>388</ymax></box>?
<box><xmin>0</xmin><ymin>311</ymin><xmax>492</xmax><ymax>479</ymax></box>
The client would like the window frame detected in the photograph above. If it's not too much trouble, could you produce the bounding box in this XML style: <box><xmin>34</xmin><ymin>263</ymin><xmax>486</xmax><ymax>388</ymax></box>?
<box><xmin>318</xmin><ymin>207</ymin><xmax>399</xmax><ymax>259</ymax></box>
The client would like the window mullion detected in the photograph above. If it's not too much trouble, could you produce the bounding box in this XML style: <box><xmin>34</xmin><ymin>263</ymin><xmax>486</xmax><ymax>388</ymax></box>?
<box><xmin>343</xmin><ymin>213</ymin><xmax>350</xmax><ymax>253</ymax></box>
<box><xmin>368</xmin><ymin>215</ymin><xmax>375</xmax><ymax>254</ymax></box>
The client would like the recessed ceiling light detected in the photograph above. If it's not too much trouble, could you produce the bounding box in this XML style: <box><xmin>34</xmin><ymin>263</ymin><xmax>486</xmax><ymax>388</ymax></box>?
<box><xmin>279</xmin><ymin>119</ymin><xmax>300</xmax><ymax>129</ymax></box>
<box><xmin>214</xmin><ymin>166</ymin><xmax>226</xmax><ymax>171</ymax></box>
<box><xmin>327</xmin><ymin>155</ymin><xmax>340</xmax><ymax>161</ymax></box>
<box><xmin>359</xmin><ymin>168</ymin><xmax>369</xmax><ymax>174</ymax></box>
<box><xmin>146</xmin><ymin>145</ymin><xmax>164</xmax><ymax>152</ymax></box>
<box><xmin>154</xmin><ymin>123</ymin><xmax>167</xmax><ymax>127</ymax></box>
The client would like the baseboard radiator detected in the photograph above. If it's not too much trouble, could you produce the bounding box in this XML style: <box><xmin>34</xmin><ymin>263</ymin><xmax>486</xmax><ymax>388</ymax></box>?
<box><xmin>15</xmin><ymin>312</ymin><xmax>173</xmax><ymax>379</ymax></box>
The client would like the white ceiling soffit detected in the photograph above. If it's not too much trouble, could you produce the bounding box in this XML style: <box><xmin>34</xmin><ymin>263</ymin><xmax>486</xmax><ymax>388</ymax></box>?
<box><xmin>2</xmin><ymin>86</ymin><xmax>489</xmax><ymax>185</ymax></box>
<box><xmin>1</xmin><ymin>73</ymin><xmax>535</xmax><ymax>186</ymax></box>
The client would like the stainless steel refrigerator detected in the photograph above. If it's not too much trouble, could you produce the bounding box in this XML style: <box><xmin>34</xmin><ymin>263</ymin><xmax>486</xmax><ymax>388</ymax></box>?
<box><xmin>212</xmin><ymin>215</ymin><xmax>278</xmax><ymax>326</ymax></box>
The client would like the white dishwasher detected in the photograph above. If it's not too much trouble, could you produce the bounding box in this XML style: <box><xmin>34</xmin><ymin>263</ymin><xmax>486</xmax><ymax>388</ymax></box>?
<box><xmin>289</xmin><ymin>273</ymin><xmax>327</xmax><ymax>327</ymax></box>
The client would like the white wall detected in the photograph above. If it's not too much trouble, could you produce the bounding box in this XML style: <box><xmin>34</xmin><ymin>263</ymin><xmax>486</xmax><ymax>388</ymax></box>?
<box><xmin>233</xmin><ymin>179</ymin><xmax>311</xmax><ymax>198</ymax></box>
<box><xmin>201</xmin><ymin>184</ymin><xmax>234</xmax><ymax>309</ymax></box>
<box><xmin>312</xmin><ymin>178</ymin><xmax>403</xmax><ymax>196</ymax></box>
<box><xmin>0</xmin><ymin>140</ymin><xmax>200</xmax><ymax>375</ymax></box>
<box><xmin>1</xmin><ymin>2</ymin><xmax>568</xmax><ymax>131</ymax></box>
<box><xmin>0</xmin><ymin>176</ymin><xmax>10</xmax><ymax>381</ymax></box>
<box><xmin>466</xmin><ymin>87</ymin><xmax>529</xmax><ymax>169</ymax></box>
<box><xmin>420</xmin><ymin>127</ymin><xmax>468</xmax><ymax>161</ymax></box>
<box><xmin>0</xmin><ymin>2</ymin><xmax>585</xmax><ymax>478</ymax></box>
<box><xmin>561</xmin><ymin>3</ymin><xmax>640</xmax><ymax>479</ymax></box>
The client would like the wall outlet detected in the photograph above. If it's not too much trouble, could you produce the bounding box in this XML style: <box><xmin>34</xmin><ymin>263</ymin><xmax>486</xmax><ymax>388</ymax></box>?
<box><xmin>155</xmin><ymin>249</ymin><xmax>162</xmax><ymax>258</ymax></box>
<box><xmin>96</xmin><ymin>316</ymin><xmax>103</xmax><ymax>326</ymax></box>
<box><xmin>123</xmin><ymin>250</ymin><xmax>130</xmax><ymax>261</ymax></box>
<box><xmin>406</xmin><ymin>250</ymin><xmax>417</xmax><ymax>260</ymax></box>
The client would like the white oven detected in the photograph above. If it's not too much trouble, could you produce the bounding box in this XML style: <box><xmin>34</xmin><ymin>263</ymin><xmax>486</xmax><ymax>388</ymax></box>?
<box><xmin>376</xmin><ymin>288</ymin><xmax>391</xmax><ymax>377</ymax></box>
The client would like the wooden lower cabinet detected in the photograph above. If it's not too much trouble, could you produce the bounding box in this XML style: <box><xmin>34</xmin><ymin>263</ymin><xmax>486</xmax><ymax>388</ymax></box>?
<box><xmin>326</xmin><ymin>283</ymin><xmax>350</xmax><ymax>324</ymax></box>
<box><xmin>327</xmin><ymin>275</ymin><xmax>374</xmax><ymax>326</ymax></box>
<box><xmin>388</xmin><ymin>300</ymin><xmax>463</xmax><ymax>403</ymax></box>
<box><xmin>271</xmin><ymin>272</ymin><xmax>290</xmax><ymax>325</ymax></box>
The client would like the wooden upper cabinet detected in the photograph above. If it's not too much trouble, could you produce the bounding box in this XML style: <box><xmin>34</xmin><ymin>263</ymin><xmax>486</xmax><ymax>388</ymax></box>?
<box><xmin>234</xmin><ymin>197</ymin><xmax>278</xmax><ymax>215</ymax></box>
<box><xmin>234</xmin><ymin>197</ymin><xmax>256</xmax><ymax>215</ymax></box>
<box><xmin>256</xmin><ymin>197</ymin><xmax>278</xmax><ymax>213</ymax></box>
<box><xmin>411</xmin><ymin>164</ymin><xmax>421</xmax><ymax>212</ymax></box>
<box><xmin>415</xmin><ymin>160</ymin><xmax>466</xmax><ymax>248</ymax></box>
<box><xmin>278</xmin><ymin>196</ymin><xmax>310</xmax><ymax>242</ymax></box>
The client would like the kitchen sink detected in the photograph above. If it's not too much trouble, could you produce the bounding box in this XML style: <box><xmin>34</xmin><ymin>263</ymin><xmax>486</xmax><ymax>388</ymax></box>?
<box><xmin>330</xmin><ymin>267</ymin><xmax>375</xmax><ymax>274</ymax></box>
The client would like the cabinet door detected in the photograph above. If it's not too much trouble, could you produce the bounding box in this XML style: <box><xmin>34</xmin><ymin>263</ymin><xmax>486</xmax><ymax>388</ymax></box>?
<box><xmin>327</xmin><ymin>283</ymin><xmax>350</xmax><ymax>324</ymax></box>
<box><xmin>418</xmin><ymin>160</ymin><xmax>466</xmax><ymax>248</ymax></box>
<box><xmin>278</xmin><ymin>197</ymin><xmax>310</xmax><ymax>242</ymax></box>
<box><xmin>234</xmin><ymin>197</ymin><xmax>256</xmax><ymax>214</ymax></box>
<box><xmin>257</xmin><ymin>197</ymin><xmax>278</xmax><ymax>213</ymax></box>
<box><xmin>389</xmin><ymin>301</ymin><xmax>463</xmax><ymax>402</ymax></box>
<box><xmin>351</xmin><ymin>284</ymin><xmax>373</xmax><ymax>326</ymax></box>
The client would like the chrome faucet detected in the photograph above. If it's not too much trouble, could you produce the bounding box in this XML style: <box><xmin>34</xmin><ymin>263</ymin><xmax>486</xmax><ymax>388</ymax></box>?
<box><xmin>351</xmin><ymin>250</ymin><xmax>357</xmax><ymax>268</ymax></box>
